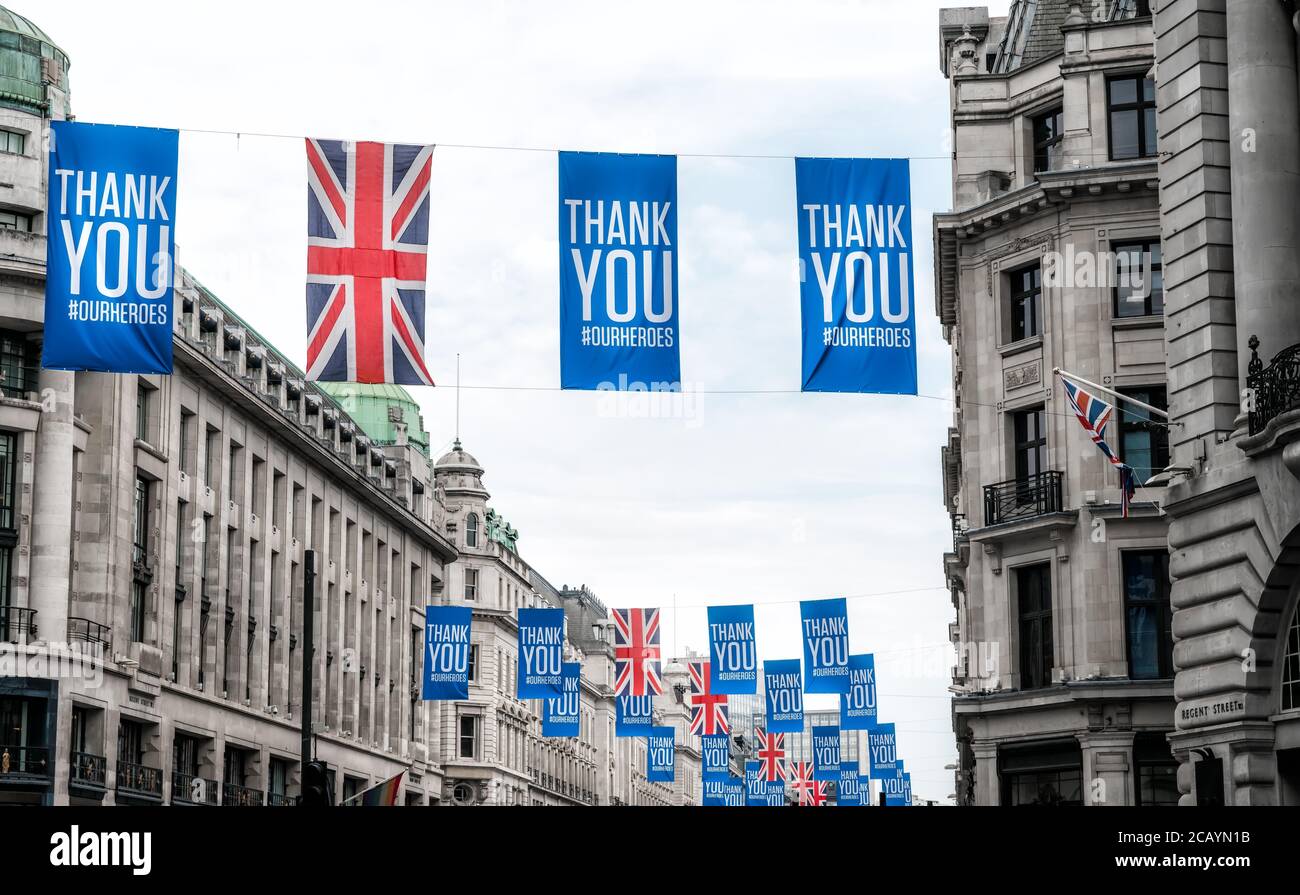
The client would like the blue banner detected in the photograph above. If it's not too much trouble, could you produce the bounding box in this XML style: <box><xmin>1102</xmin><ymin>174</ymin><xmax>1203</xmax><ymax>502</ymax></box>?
<box><xmin>702</xmin><ymin>778</ymin><xmax>744</xmax><ymax>807</ymax></box>
<box><xmin>762</xmin><ymin>659</ymin><xmax>804</xmax><ymax>733</ymax></box>
<box><xmin>839</xmin><ymin>654</ymin><xmax>878</xmax><ymax>730</ymax></box>
<box><xmin>44</xmin><ymin>121</ymin><xmax>178</xmax><ymax>373</ymax></box>
<box><xmin>422</xmin><ymin>605</ymin><xmax>472</xmax><ymax>700</ymax></box>
<box><xmin>795</xmin><ymin>157</ymin><xmax>916</xmax><ymax>394</ymax></box>
<box><xmin>838</xmin><ymin>761</ymin><xmax>863</xmax><ymax>806</ymax></box>
<box><xmin>702</xmin><ymin>734</ymin><xmax>731</xmax><ymax>782</ymax></box>
<box><xmin>542</xmin><ymin>662</ymin><xmax>582</xmax><ymax>737</ymax></box>
<box><xmin>745</xmin><ymin>761</ymin><xmax>784</xmax><ymax>806</ymax></box>
<box><xmin>648</xmin><ymin>727</ymin><xmax>675</xmax><ymax>783</ymax></box>
<box><xmin>558</xmin><ymin>151</ymin><xmax>680</xmax><ymax>391</ymax></box>
<box><xmin>707</xmin><ymin>604</ymin><xmax>756</xmax><ymax>695</ymax></box>
<box><xmin>517</xmin><ymin>607</ymin><xmax>565</xmax><ymax>697</ymax></box>
<box><xmin>615</xmin><ymin>693</ymin><xmax>655</xmax><ymax>737</ymax></box>
<box><xmin>812</xmin><ymin>726</ymin><xmax>842</xmax><ymax>783</ymax></box>
<box><xmin>800</xmin><ymin>598</ymin><xmax>851</xmax><ymax>693</ymax></box>
<box><xmin>882</xmin><ymin>767</ymin><xmax>911</xmax><ymax>806</ymax></box>
<box><xmin>867</xmin><ymin>723</ymin><xmax>899</xmax><ymax>776</ymax></box>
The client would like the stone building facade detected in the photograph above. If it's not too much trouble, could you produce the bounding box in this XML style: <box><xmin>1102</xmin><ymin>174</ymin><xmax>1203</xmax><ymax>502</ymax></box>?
<box><xmin>1154</xmin><ymin>0</ymin><xmax>1300</xmax><ymax>806</ymax></box>
<box><xmin>935</xmin><ymin>1</ymin><xmax>1178</xmax><ymax>806</ymax></box>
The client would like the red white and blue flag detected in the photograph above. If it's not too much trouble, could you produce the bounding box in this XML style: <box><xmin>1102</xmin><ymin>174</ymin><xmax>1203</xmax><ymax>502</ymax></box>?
<box><xmin>305</xmin><ymin>139</ymin><xmax>435</xmax><ymax>386</ymax></box>
<box><xmin>756</xmin><ymin>729</ymin><xmax>787</xmax><ymax>783</ymax></box>
<box><xmin>690</xmin><ymin>661</ymin><xmax>729</xmax><ymax>736</ymax></box>
<box><xmin>612</xmin><ymin>608</ymin><xmax>663</xmax><ymax>696</ymax></box>
<box><xmin>792</xmin><ymin>760</ymin><xmax>828</xmax><ymax>806</ymax></box>
<box><xmin>1061</xmin><ymin>378</ymin><xmax>1138</xmax><ymax>517</ymax></box>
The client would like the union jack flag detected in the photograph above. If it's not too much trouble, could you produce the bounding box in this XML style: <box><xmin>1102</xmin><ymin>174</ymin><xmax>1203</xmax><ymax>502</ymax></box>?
<box><xmin>791</xmin><ymin>760</ymin><xmax>828</xmax><ymax>806</ymax></box>
<box><xmin>612</xmin><ymin>608</ymin><xmax>662</xmax><ymax>696</ymax></box>
<box><xmin>305</xmin><ymin>139</ymin><xmax>435</xmax><ymax>385</ymax></box>
<box><xmin>689</xmin><ymin>661</ymin><xmax>729</xmax><ymax>736</ymax></box>
<box><xmin>1061</xmin><ymin>378</ymin><xmax>1138</xmax><ymax>517</ymax></box>
<box><xmin>756</xmin><ymin>729</ymin><xmax>787</xmax><ymax>783</ymax></box>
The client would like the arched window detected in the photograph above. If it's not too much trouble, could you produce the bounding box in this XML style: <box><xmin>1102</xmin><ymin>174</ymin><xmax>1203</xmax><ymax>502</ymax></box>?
<box><xmin>1283</xmin><ymin>602</ymin><xmax>1300</xmax><ymax>712</ymax></box>
<box><xmin>465</xmin><ymin>513</ymin><xmax>479</xmax><ymax>548</ymax></box>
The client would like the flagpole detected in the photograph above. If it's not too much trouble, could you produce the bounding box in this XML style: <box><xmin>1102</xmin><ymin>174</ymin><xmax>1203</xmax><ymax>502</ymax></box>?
<box><xmin>1052</xmin><ymin>367</ymin><xmax>1173</xmax><ymax>422</ymax></box>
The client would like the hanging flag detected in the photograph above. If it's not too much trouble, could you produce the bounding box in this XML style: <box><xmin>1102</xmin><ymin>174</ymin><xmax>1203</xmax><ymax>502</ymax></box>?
<box><xmin>702</xmin><ymin>734</ymin><xmax>731</xmax><ymax>782</ymax></box>
<box><xmin>422</xmin><ymin>605</ymin><xmax>472</xmax><ymax>700</ymax></box>
<box><xmin>558</xmin><ymin>151</ymin><xmax>681</xmax><ymax>391</ymax></box>
<box><xmin>882</xmin><ymin>766</ymin><xmax>911</xmax><ymax>806</ymax></box>
<box><xmin>44</xmin><ymin>122</ymin><xmax>178</xmax><ymax>374</ymax></box>
<box><xmin>707</xmin><ymin>604</ymin><xmax>757</xmax><ymax>695</ymax></box>
<box><xmin>755</xmin><ymin>729</ymin><xmax>788</xmax><ymax>784</ymax></box>
<box><xmin>812</xmin><ymin>725</ymin><xmax>842</xmax><ymax>783</ymax></box>
<box><xmin>702</xmin><ymin>777</ymin><xmax>744</xmax><ymax>807</ymax></box>
<box><xmin>305</xmin><ymin>139</ymin><xmax>434</xmax><ymax>385</ymax></box>
<box><xmin>838</xmin><ymin>762</ymin><xmax>864</xmax><ymax>806</ymax></box>
<box><xmin>762</xmin><ymin>660</ymin><xmax>804</xmax><ymax>733</ymax></box>
<box><xmin>794</xmin><ymin>157</ymin><xmax>916</xmax><ymax>394</ymax></box>
<box><xmin>745</xmin><ymin>761</ymin><xmax>784</xmax><ymax>806</ymax></box>
<box><xmin>800</xmin><ymin>598</ymin><xmax>851</xmax><ymax>693</ymax></box>
<box><xmin>612</xmin><ymin>608</ymin><xmax>663</xmax><ymax>696</ymax></box>
<box><xmin>648</xmin><ymin>727</ymin><xmax>675</xmax><ymax>783</ymax></box>
<box><xmin>689</xmin><ymin>661</ymin><xmax>730</xmax><ymax>736</ymax></box>
<box><xmin>791</xmin><ymin>761</ymin><xmax>829</xmax><ymax>806</ymax></box>
<box><xmin>839</xmin><ymin>654</ymin><xmax>878</xmax><ymax>730</ymax></box>
<box><xmin>542</xmin><ymin>662</ymin><xmax>582</xmax><ymax>737</ymax></box>
<box><xmin>341</xmin><ymin>770</ymin><xmax>405</xmax><ymax>806</ymax></box>
<box><xmin>1061</xmin><ymin>378</ymin><xmax>1138</xmax><ymax>517</ymax></box>
<box><xmin>615</xmin><ymin>693</ymin><xmax>655</xmax><ymax>737</ymax></box>
<box><xmin>516</xmin><ymin>607</ymin><xmax>565</xmax><ymax>698</ymax></box>
<box><xmin>867</xmin><ymin>723</ymin><xmax>899</xmax><ymax>776</ymax></box>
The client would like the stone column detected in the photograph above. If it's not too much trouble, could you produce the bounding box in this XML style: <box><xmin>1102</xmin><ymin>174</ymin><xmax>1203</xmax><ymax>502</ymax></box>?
<box><xmin>28</xmin><ymin>366</ymin><xmax>74</xmax><ymax>644</ymax></box>
<box><xmin>1226</xmin><ymin>0</ymin><xmax>1300</xmax><ymax>381</ymax></box>
<box><xmin>972</xmin><ymin>740</ymin><xmax>1000</xmax><ymax>805</ymax></box>
<box><xmin>1078</xmin><ymin>730</ymin><xmax>1136</xmax><ymax>806</ymax></box>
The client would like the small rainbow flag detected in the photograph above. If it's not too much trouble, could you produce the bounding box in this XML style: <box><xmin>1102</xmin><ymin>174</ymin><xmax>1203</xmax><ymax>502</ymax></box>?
<box><xmin>344</xmin><ymin>770</ymin><xmax>405</xmax><ymax>807</ymax></box>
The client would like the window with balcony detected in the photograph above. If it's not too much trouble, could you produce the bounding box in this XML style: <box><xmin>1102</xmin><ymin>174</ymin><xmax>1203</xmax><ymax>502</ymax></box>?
<box><xmin>1014</xmin><ymin>408</ymin><xmax>1048</xmax><ymax>485</ymax></box>
<box><xmin>1008</xmin><ymin>264</ymin><xmax>1041</xmax><ymax>342</ymax></box>
<box><xmin>986</xmin><ymin>408</ymin><xmax>1062</xmax><ymax>525</ymax></box>
<box><xmin>1032</xmin><ymin>107</ymin><xmax>1064</xmax><ymax>174</ymax></box>
<box><xmin>0</xmin><ymin>332</ymin><xmax>34</xmax><ymax>399</ymax></box>
<box><xmin>1123</xmin><ymin>550</ymin><xmax>1172</xmax><ymax>680</ymax></box>
<box><xmin>1016</xmin><ymin>563</ymin><xmax>1053</xmax><ymax>690</ymax></box>
<box><xmin>0</xmin><ymin>696</ymin><xmax>47</xmax><ymax>781</ymax></box>
<box><xmin>1118</xmin><ymin>387</ymin><xmax>1169</xmax><ymax>485</ymax></box>
<box><xmin>1114</xmin><ymin>240</ymin><xmax>1164</xmax><ymax>317</ymax></box>
<box><xmin>116</xmin><ymin>719</ymin><xmax>160</xmax><ymax>798</ymax></box>
<box><xmin>0</xmin><ymin>432</ymin><xmax>17</xmax><ymax>625</ymax></box>
<box><xmin>1108</xmin><ymin>75</ymin><xmax>1157</xmax><ymax>161</ymax></box>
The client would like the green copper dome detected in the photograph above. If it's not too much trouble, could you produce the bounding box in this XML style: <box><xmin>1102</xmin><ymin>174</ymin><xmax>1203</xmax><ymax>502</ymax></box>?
<box><xmin>316</xmin><ymin>382</ymin><xmax>431</xmax><ymax>457</ymax></box>
<box><xmin>0</xmin><ymin>5</ymin><xmax>70</xmax><ymax>116</ymax></box>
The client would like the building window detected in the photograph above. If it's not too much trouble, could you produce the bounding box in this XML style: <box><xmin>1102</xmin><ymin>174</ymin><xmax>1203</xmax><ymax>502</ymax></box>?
<box><xmin>1135</xmin><ymin>733</ymin><xmax>1178</xmax><ymax>806</ymax></box>
<box><xmin>135</xmin><ymin>384</ymin><xmax>151</xmax><ymax>443</ymax></box>
<box><xmin>0</xmin><ymin>431</ymin><xmax>17</xmax><ymax>532</ymax></box>
<box><xmin>468</xmin><ymin>644</ymin><xmax>478</xmax><ymax>682</ymax></box>
<box><xmin>0</xmin><ymin>332</ymin><xmax>35</xmax><ymax>399</ymax></box>
<box><xmin>464</xmin><ymin>567</ymin><xmax>478</xmax><ymax>601</ymax></box>
<box><xmin>1114</xmin><ymin>240</ymin><xmax>1163</xmax><ymax>317</ymax></box>
<box><xmin>0</xmin><ymin>130</ymin><xmax>23</xmax><ymax>155</ymax></box>
<box><xmin>465</xmin><ymin>513</ymin><xmax>479</xmax><ymax>548</ymax></box>
<box><xmin>178</xmin><ymin>410</ymin><xmax>195</xmax><ymax>474</ymax></box>
<box><xmin>0</xmin><ymin>210</ymin><xmax>30</xmax><ymax>231</ymax></box>
<box><xmin>1013</xmin><ymin>407</ymin><xmax>1049</xmax><ymax>486</ymax></box>
<box><xmin>131</xmin><ymin>477</ymin><xmax>150</xmax><ymax>642</ymax></box>
<box><xmin>204</xmin><ymin>428</ymin><xmax>219</xmax><ymax>485</ymax></box>
<box><xmin>1032</xmin><ymin>107</ymin><xmax>1064</xmax><ymax>174</ymax></box>
<box><xmin>1283</xmin><ymin>603</ymin><xmax>1300</xmax><ymax>711</ymax></box>
<box><xmin>1016</xmin><ymin>564</ymin><xmax>1053</xmax><ymax>690</ymax></box>
<box><xmin>459</xmin><ymin>714</ymin><xmax>479</xmax><ymax>759</ymax></box>
<box><xmin>1001</xmin><ymin>742</ymin><xmax>1082</xmax><ymax>806</ymax></box>
<box><xmin>1124</xmin><ymin>550</ymin><xmax>1173</xmax><ymax>680</ymax></box>
<box><xmin>1008</xmin><ymin>264</ymin><xmax>1041</xmax><ymax>342</ymax></box>
<box><xmin>1108</xmin><ymin>75</ymin><xmax>1157</xmax><ymax>161</ymax></box>
<box><xmin>1118</xmin><ymin>386</ymin><xmax>1169</xmax><ymax>485</ymax></box>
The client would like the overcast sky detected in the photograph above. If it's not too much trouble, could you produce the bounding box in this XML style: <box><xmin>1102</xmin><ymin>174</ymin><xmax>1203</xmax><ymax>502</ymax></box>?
<box><xmin>29</xmin><ymin>0</ymin><xmax>1014</xmax><ymax>802</ymax></box>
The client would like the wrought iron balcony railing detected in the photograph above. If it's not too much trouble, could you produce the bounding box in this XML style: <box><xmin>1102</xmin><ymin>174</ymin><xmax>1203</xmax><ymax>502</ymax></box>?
<box><xmin>983</xmin><ymin>470</ymin><xmax>1064</xmax><ymax>527</ymax></box>
<box><xmin>67</xmin><ymin>617</ymin><xmax>112</xmax><ymax>653</ymax></box>
<box><xmin>1247</xmin><ymin>335</ymin><xmax>1300</xmax><ymax>437</ymax></box>
<box><xmin>70</xmin><ymin>751</ymin><xmax>106</xmax><ymax>789</ymax></box>
<box><xmin>223</xmin><ymin>782</ymin><xmax>265</xmax><ymax>806</ymax></box>
<box><xmin>0</xmin><ymin>606</ymin><xmax>35</xmax><ymax>644</ymax></box>
<box><xmin>266</xmin><ymin>791</ymin><xmax>295</xmax><ymax>806</ymax></box>
<box><xmin>951</xmin><ymin>513</ymin><xmax>969</xmax><ymax>552</ymax></box>
<box><xmin>0</xmin><ymin>744</ymin><xmax>50</xmax><ymax>782</ymax></box>
<box><xmin>173</xmin><ymin>772</ymin><xmax>218</xmax><ymax>805</ymax></box>
<box><xmin>116</xmin><ymin>761</ymin><xmax>162</xmax><ymax>798</ymax></box>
